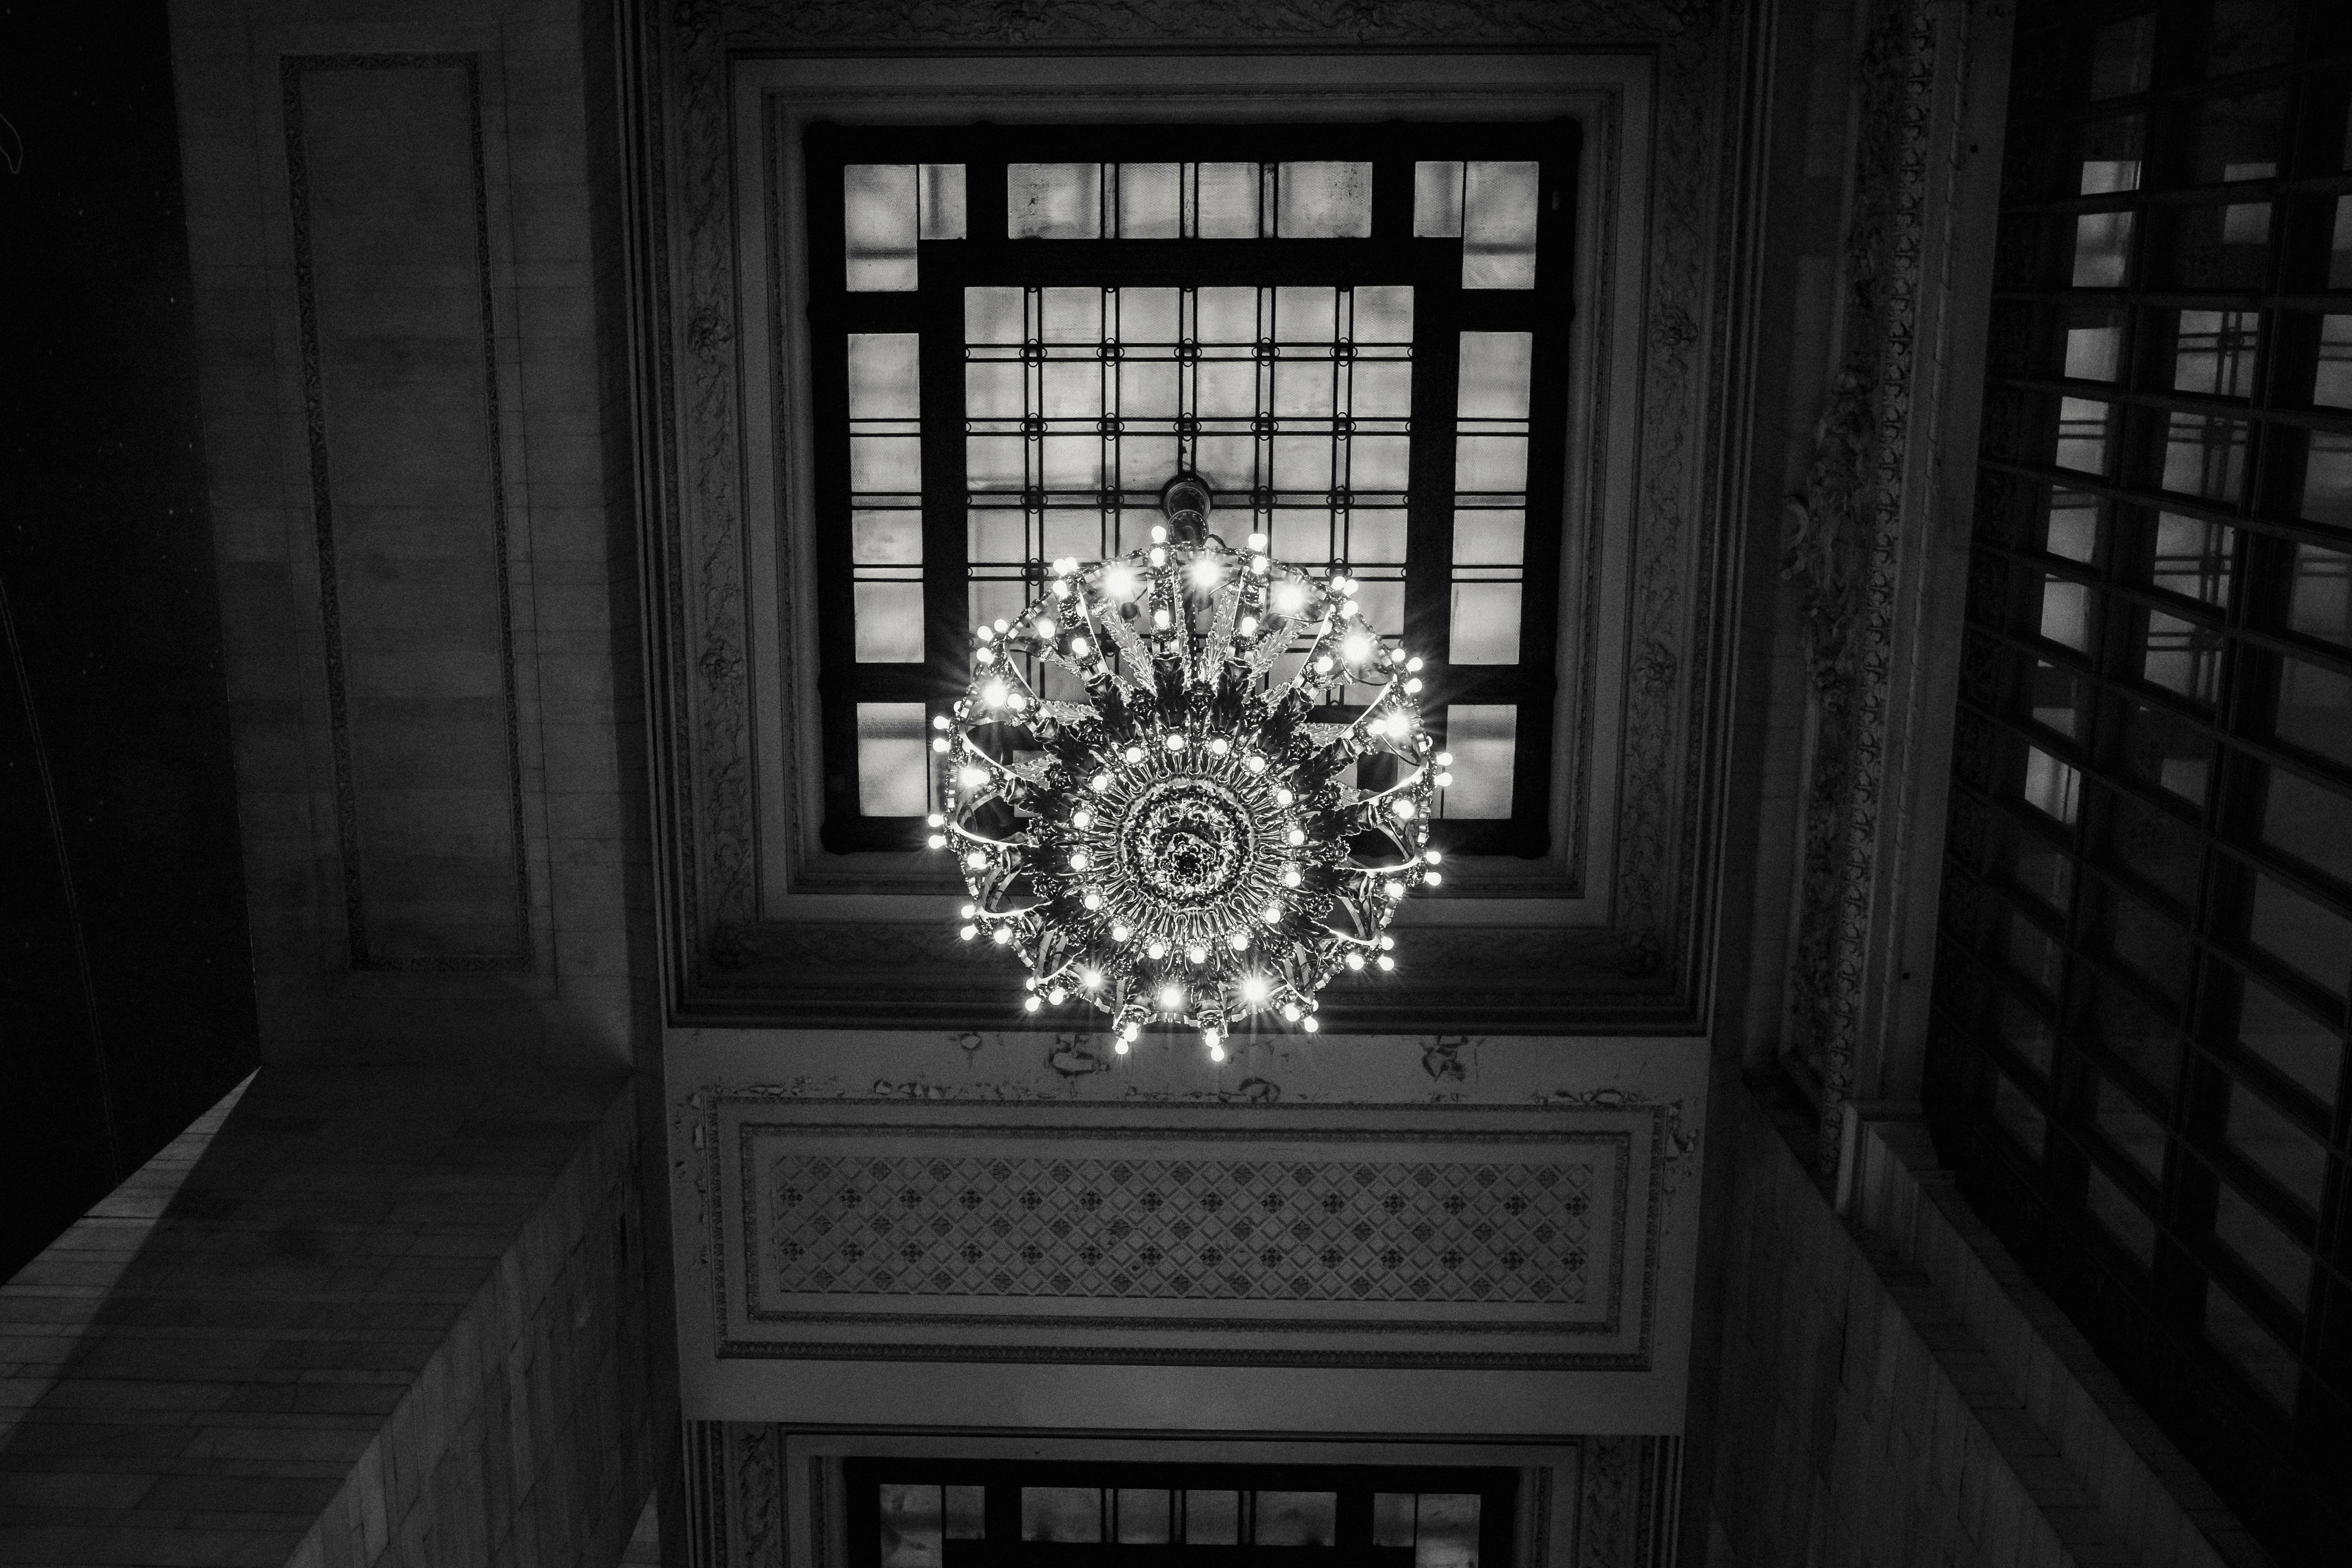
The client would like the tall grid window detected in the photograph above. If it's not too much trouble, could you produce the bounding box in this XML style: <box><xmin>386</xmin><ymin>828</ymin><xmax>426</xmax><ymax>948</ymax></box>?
<box><xmin>1931</xmin><ymin>3</ymin><xmax>2352</xmax><ymax>1556</ymax></box>
<box><xmin>801</xmin><ymin>123</ymin><xmax>1576</xmax><ymax>854</ymax></box>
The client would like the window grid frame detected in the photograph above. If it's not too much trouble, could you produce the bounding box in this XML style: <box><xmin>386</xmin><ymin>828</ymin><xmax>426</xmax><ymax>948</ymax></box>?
<box><xmin>800</xmin><ymin>120</ymin><xmax>1578</xmax><ymax>857</ymax></box>
<box><xmin>1931</xmin><ymin>3</ymin><xmax>2352</xmax><ymax>1557</ymax></box>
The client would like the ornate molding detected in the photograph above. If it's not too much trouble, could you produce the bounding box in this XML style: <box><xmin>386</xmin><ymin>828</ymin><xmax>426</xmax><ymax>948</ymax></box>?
<box><xmin>1781</xmin><ymin>0</ymin><xmax>1969</xmax><ymax>1169</ymax></box>
<box><xmin>724</xmin><ymin>0</ymin><xmax>1712</xmax><ymax>48</ymax></box>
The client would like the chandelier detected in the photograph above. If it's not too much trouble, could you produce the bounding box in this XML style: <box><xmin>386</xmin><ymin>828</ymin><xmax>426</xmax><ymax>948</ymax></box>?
<box><xmin>930</xmin><ymin>476</ymin><xmax>1452</xmax><ymax>1060</ymax></box>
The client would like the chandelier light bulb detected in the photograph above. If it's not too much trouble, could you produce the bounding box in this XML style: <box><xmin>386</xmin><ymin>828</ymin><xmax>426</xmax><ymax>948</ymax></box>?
<box><xmin>932</xmin><ymin>736</ymin><xmax>950</xmax><ymax>752</ymax></box>
<box><xmin>1114</xmin><ymin>1037</ymin><xmax>1131</xmax><ymax>1055</ymax></box>
<box><xmin>1426</xmin><ymin>871</ymin><xmax>1443</xmax><ymax>886</ymax></box>
<box><xmin>1436</xmin><ymin>750</ymin><xmax>1453</xmax><ymax>766</ymax></box>
<box><xmin>937</xmin><ymin>472</ymin><xmax>1442</xmax><ymax>1051</ymax></box>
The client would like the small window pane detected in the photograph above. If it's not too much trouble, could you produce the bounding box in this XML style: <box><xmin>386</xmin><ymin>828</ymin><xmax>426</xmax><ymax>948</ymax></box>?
<box><xmin>1440</xmin><ymin>705</ymin><xmax>1517</xmax><ymax>819</ymax></box>
<box><xmin>848</xmin><ymin>333</ymin><xmax>922</xmax><ymax>419</ymax></box>
<box><xmin>2237</xmin><ymin>975</ymin><xmax>2342</xmax><ymax>1104</ymax></box>
<box><xmin>2044</xmin><ymin>490</ymin><xmax>2099</xmax><ymax>562</ymax></box>
<box><xmin>918</xmin><ymin>164</ymin><xmax>967</xmax><ymax>239</ymax></box>
<box><xmin>2092</xmin><ymin>1075</ymin><xmax>2167</xmax><ymax>1181</ymax></box>
<box><xmin>1455</xmin><ymin>509</ymin><xmax>1525</xmax><ymax>565</ymax></box>
<box><xmin>2065</xmin><ymin>317</ymin><xmax>2122</xmax><ymax>380</ymax></box>
<box><xmin>2263</xmin><ymin>767</ymin><xmax>2352</xmax><ymax>884</ymax></box>
<box><xmin>1116</xmin><ymin>1491</ymin><xmax>1171</xmax><ymax>1545</ymax></box>
<box><xmin>855</xmin><ymin>703</ymin><xmax>927</xmax><ymax>816</ymax></box>
<box><xmin>1449</xmin><ymin>583</ymin><xmax>1522</xmax><ymax>665</ymax></box>
<box><xmin>1353</xmin><ymin>285</ymin><xmax>1416</xmax><ymax>343</ymax></box>
<box><xmin>1415</xmin><ymin>1496</ymin><xmax>1481</xmax><ymax>1568</ymax></box>
<box><xmin>2161</xmin><ymin>413</ymin><xmax>2248</xmax><ymax>503</ymax></box>
<box><xmin>2171</xmin><ymin>309</ymin><xmax>2260</xmax><ymax>396</ymax></box>
<box><xmin>2289</xmin><ymin>543</ymin><xmax>2352</xmax><ymax>645</ymax></box>
<box><xmin>2054</xmin><ymin>396</ymin><xmax>2111</xmax><ymax>474</ymax></box>
<box><xmin>2214</xmin><ymin>1185</ymin><xmax>2311</xmax><ymax>1308</ymax></box>
<box><xmin>1196</xmin><ymin>162</ymin><xmax>1260</xmax><ymax>239</ymax></box>
<box><xmin>2150</xmin><ymin>514</ymin><xmax>2232</xmax><ymax>607</ymax></box>
<box><xmin>846</xmin><ymin>165</ymin><xmax>919</xmax><ymax>291</ymax></box>
<box><xmin>1455</xmin><ymin>435</ymin><xmax>1528</xmax><ymax>493</ymax></box>
<box><xmin>2085</xmin><ymin>1163</ymin><xmax>2157</xmax><ymax>1267</ymax></box>
<box><xmin>965</xmin><ymin>286</ymin><xmax>1025</xmax><ymax>345</ymax></box>
<box><xmin>1372</xmin><ymin>1494</ymin><xmax>1415</xmax><ymax>1549</ymax></box>
<box><xmin>2276</xmin><ymin>654</ymin><xmax>2352</xmax><ymax>767</ymax></box>
<box><xmin>1118</xmin><ymin>163</ymin><xmax>1181</xmax><ymax>238</ymax></box>
<box><xmin>1008</xmin><ymin>164</ymin><xmax>1102</xmax><ymax>239</ymax></box>
<box><xmin>2020</xmin><ymin>746</ymin><xmax>2080</xmax><ymax>825</ymax></box>
<box><xmin>1254</xmin><ymin>1492</ymin><xmax>1336</xmax><ymax>1547</ymax></box>
<box><xmin>1414</xmin><ymin>161</ymin><xmax>1464</xmax><ymax>237</ymax></box>
<box><xmin>1022</xmin><ymin>1488</ymin><xmax>1102</xmax><ymax>1543</ymax></box>
<box><xmin>2071</xmin><ymin>211</ymin><xmax>2132</xmax><ymax>287</ymax></box>
<box><xmin>1277</xmin><ymin>161</ymin><xmax>1371</xmax><ymax>238</ymax></box>
<box><xmin>1184</xmin><ymin>1492</ymin><xmax>1239</xmax><ymax>1546</ymax></box>
<box><xmin>851</xmin><ymin>435</ymin><xmax>922</xmax><ymax>495</ymax></box>
<box><xmin>2248</xmin><ymin>873</ymin><xmax>2352</xmax><ymax>999</ymax></box>
<box><xmin>2310</xmin><ymin>315</ymin><xmax>2352</xmax><ymax>410</ymax></box>
<box><xmin>854</xmin><ymin>583</ymin><xmax>925</xmax><ymax>664</ymax></box>
<box><xmin>2299</xmin><ymin>431</ymin><xmax>2352</xmax><ymax>527</ymax></box>
<box><xmin>2205</xmin><ymin>1283</ymin><xmax>2300</xmax><ymax>1412</ymax></box>
<box><xmin>2225</xmin><ymin>1085</ymin><xmax>2328</xmax><ymax>1212</ymax></box>
<box><xmin>852</xmin><ymin>510</ymin><xmax>922</xmax><ymax>566</ymax></box>
<box><xmin>1348</xmin><ymin>509</ymin><xmax>1409</xmax><ymax>562</ymax></box>
<box><xmin>2038</xmin><ymin>574</ymin><xmax>2092</xmax><ymax>650</ymax></box>
<box><xmin>2088</xmin><ymin>15</ymin><xmax>2152</xmax><ymax>98</ymax></box>
<box><xmin>2119</xmin><ymin>700</ymin><xmax>2210</xmax><ymax>807</ymax></box>
<box><xmin>945</xmin><ymin>1486</ymin><xmax>985</xmax><ymax>1540</ymax></box>
<box><xmin>1456</xmin><ymin>331</ymin><xmax>1534</xmax><ymax>419</ymax></box>
<box><xmin>1462</xmin><ymin>162</ymin><xmax>1539</xmax><ymax>289</ymax></box>
<box><xmin>879</xmin><ymin>1485</ymin><xmax>943</xmax><ymax>1568</ymax></box>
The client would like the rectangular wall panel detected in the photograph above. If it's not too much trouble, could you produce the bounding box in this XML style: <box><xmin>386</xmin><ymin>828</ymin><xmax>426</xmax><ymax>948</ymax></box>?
<box><xmin>284</xmin><ymin>56</ymin><xmax>528</xmax><ymax>969</ymax></box>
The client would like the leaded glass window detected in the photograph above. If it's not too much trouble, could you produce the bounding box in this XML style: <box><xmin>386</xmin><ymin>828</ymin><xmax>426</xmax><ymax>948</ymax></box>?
<box><xmin>802</xmin><ymin>123</ymin><xmax>1576</xmax><ymax>855</ymax></box>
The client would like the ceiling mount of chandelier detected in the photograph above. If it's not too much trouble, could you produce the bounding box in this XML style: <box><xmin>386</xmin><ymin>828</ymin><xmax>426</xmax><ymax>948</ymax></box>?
<box><xmin>929</xmin><ymin>473</ymin><xmax>1453</xmax><ymax>1061</ymax></box>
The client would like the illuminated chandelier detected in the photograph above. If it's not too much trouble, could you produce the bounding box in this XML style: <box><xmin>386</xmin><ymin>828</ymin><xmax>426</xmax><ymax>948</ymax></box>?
<box><xmin>930</xmin><ymin>475</ymin><xmax>1452</xmax><ymax>1060</ymax></box>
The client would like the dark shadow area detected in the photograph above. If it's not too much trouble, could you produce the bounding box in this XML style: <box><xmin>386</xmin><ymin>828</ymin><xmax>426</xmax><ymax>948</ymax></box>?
<box><xmin>0</xmin><ymin>0</ymin><xmax>260</xmax><ymax>1280</ymax></box>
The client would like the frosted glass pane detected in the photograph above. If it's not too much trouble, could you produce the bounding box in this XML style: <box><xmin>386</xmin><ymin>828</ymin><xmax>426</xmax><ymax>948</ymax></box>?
<box><xmin>1197</xmin><ymin>286</ymin><xmax>1258</xmax><ymax>344</ymax></box>
<box><xmin>1354</xmin><ymin>579</ymin><xmax>1404</xmax><ymax>640</ymax></box>
<box><xmin>1455</xmin><ymin>434</ymin><xmax>1529</xmax><ymax>492</ymax></box>
<box><xmin>1022</xmin><ymin>1488</ymin><xmax>1101</xmax><ymax>1543</ymax></box>
<box><xmin>1040</xmin><ymin>508</ymin><xmax>1098</xmax><ymax>561</ymax></box>
<box><xmin>2021</xmin><ymin>746</ymin><xmax>2080</xmax><ymax>824</ymax></box>
<box><xmin>1277</xmin><ymin>161</ymin><xmax>1371</xmax><ymax>238</ymax></box>
<box><xmin>1348</xmin><ymin>509</ymin><xmax>1407</xmax><ymax>562</ymax></box>
<box><xmin>1353</xmin><ymin>284</ymin><xmax>1415</xmax><ymax>343</ymax></box>
<box><xmin>1121</xmin><ymin>360</ymin><xmax>1180</xmax><ymax>418</ymax></box>
<box><xmin>1457</xmin><ymin>331</ymin><xmax>1534</xmax><ymax>419</ymax></box>
<box><xmin>967</xmin><ymin>508</ymin><xmax>1026</xmax><ymax>563</ymax></box>
<box><xmin>853</xmin><ymin>584</ymin><xmax>924</xmax><ymax>663</ymax></box>
<box><xmin>848</xmin><ymin>333</ymin><xmax>921</xmax><ymax>418</ymax></box>
<box><xmin>1184</xmin><ymin>1493</ymin><xmax>1239</xmax><ymax>1546</ymax></box>
<box><xmin>1196</xmin><ymin>162</ymin><xmax>1259</xmax><ymax>239</ymax></box>
<box><xmin>944</xmin><ymin>1486</ymin><xmax>985</xmax><ymax>1540</ymax></box>
<box><xmin>970</xmin><ymin>579</ymin><xmax>1028</xmax><ymax>633</ymax></box>
<box><xmin>1276</xmin><ymin>285</ymin><xmax>1338</xmax><ymax>343</ymax></box>
<box><xmin>1271</xmin><ymin>434</ymin><xmax>1333</xmax><ymax>492</ymax></box>
<box><xmin>965</xmin><ymin>286</ymin><xmax>1025</xmax><ymax>344</ymax></box>
<box><xmin>2072</xmin><ymin>211</ymin><xmax>2132</xmax><ymax>286</ymax></box>
<box><xmin>918</xmin><ymin>164</ymin><xmax>966</xmax><ymax>239</ymax></box>
<box><xmin>1009</xmin><ymin>163</ymin><xmax>1101</xmax><ymax>239</ymax></box>
<box><xmin>1450</xmin><ymin>583</ymin><xmax>1521</xmax><ymax>664</ymax></box>
<box><xmin>2239</xmin><ymin>977</ymin><xmax>2341</xmax><ymax>1105</ymax></box>
<box><xmin>965</xmin><ymin>360</ymin><xmax>1024</xmax><ymax>420</ymax></box>
<box><xmin>1462</xmin><ymin>161</ymin><xmax>1539</xmax><ymax>289</ymax></box>
<box><xmin>845</xmin><ymin>165</ymin><xmax>918</xmax><ymax>291</ymax></box>
<box><xmin>1351</xmin><ymin>435</ymin><xmax>1411</xmax><ymax>492</ymax></box>
<box><xmin>1041</xmin><ymin>360</ymin><xmax>1102</xmax><ymax>419</ymax></box>
<box><xmin>1443</xmin><ymin>704</ymin><xmax>1516</xmax><ymax>819</ymax></box>
<box><xmin>1119</xmin><ymin>163</ymin><xmax>1182</xmax><ymax>238</ymax></box>
<box><xmin>966</xmin><ymin>435</ymin><xmax>1025</xmax><ymax>492</ymax></box>
<box><xmin>1041</xmin><ymin>286</ymin><xmax>1103</xmax><ymax>343</ymax></box>
<box><xmin>1415</xmin><ymin>160</ymin><xmax>1465</xmax><ymax>237</ymax></box>
<box><xmin>879</xmin><ymin>1484</ymin><xmax>943</xmax><ymax>1568</ymax></box>
<box><xmin>1454</xmin><ymin>509</ymin><xmax>1524</xmax><ymax>565</ymax></box>
<box><xmin>1194</xmin><ymin>434</ymin><xmax>1258</xmax><ymax>490</ymax></box>
<box><xmin>1416</xmin><ymin>1496</ymin><xmax>1481</xmax><ymax>1568</ymax></box>
<box><xmin>855</xmin><ymin>703</ymin><xmax>927</xmax><ymax>816</ymax></box>
<box><xmin>851</xmin><ymin>510</ymin><xmax>921</xmax><ymax>565</ymax></box>
<box><xmin>1352</xmin><ymin>360</ymin><xmax>1413</xmax><ymax>419</ymax></box>
<box><xmin>2301</xmin><ymin>431</ymin><xmax>2352</xmax><ymax>525</ymax></box>
<box><xmin>1372</xmin><ymin>1495</ymin><xmax>1414</xmax><ymax>1550</ymax></box>
<box><xmin>2046</xmin><ymin>492</ymin><xmax>2098</xmax><ymax>561</ymax></box>
<box><xmin>1116</xmin><ymin>1491</ymin><xmax>1171</xmax><ymax>1545</ymax></box>
<box><xmin>1120</xmin><ymin>286</ymin><xmax>1181</xmax><ymax>342</ymax></box>
<box><xmin>1196</xmin><ymin>360</ymin><xmax>1258</xmax><ymax>418</ymax></box>
<box><xmin>2205</xmin><ymin>1283</ymin><xmax>2300</xmax><ymax>1411</ymax></box>
<box><xmin>1255</xmin><ymin>1492</ymin><xmax>1336</xmax><ymax>1547</ymax></box>
<box><xmin>1120</xmin><ymin>433</ymin><xmax>1179</xmax><ymax>486</ymax></box>
<box><xmin>1041</xmin><ymin>434</ymin><xmax>1102</xmax><ymax>488</ymax></box>
<box><xmin>851</xmin><ymin>435</ymin><xmax>921</xmax><ymax>494</ymax></box>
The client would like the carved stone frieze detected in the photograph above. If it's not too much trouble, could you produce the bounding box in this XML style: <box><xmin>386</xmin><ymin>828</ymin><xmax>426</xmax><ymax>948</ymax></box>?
<box><xmin>1781</xmin><ymin>0</ymin><xmax>1972</xmax><ymax>1168</ymax></box>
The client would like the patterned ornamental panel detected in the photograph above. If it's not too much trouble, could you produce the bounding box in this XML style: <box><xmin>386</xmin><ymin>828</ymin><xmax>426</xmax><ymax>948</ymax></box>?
<box><xmin>772</xmin><ymin>1154</ymin><xmax>1595</xmax><ymax>1304</ymax></box>
<box><xmin>705</xmin><ymin>1098</ymin><xmax>1670</xmax><ymax>1369</ymax></box>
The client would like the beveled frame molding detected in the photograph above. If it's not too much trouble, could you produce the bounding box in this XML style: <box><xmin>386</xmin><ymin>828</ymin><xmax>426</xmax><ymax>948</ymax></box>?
<box><xmin>633</xmin><ymin>0</ymin><xmax>1756</xmax><ymax>1031</ymax></box>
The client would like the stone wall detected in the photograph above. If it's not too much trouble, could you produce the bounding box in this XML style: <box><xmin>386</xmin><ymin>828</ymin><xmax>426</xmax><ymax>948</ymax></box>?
<box><xmin>1702</xmin><ymin>1087</ymin><xmax>2264</xmax><ymax>1568</ymax></box>
<box><xmin>0</xmin><ymin>1068</ymin><xmax>657</xmax><ymax>1567</ymax></box>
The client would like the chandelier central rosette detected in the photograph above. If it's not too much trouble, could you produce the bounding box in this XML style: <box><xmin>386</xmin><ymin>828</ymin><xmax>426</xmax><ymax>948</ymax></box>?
<box><xmin>930</xmin><ymin>476</ymin><xmax>1451</xmax><ymax>1060</ymax></box>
